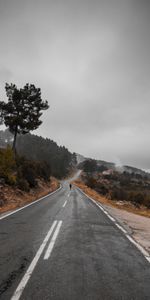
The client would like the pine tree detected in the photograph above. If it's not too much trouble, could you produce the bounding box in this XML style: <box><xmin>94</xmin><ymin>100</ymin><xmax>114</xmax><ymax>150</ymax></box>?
<box><xmin>0</xmin><ymin>83</ymin><xmax>49</xmax><ymax>152</ymax></box>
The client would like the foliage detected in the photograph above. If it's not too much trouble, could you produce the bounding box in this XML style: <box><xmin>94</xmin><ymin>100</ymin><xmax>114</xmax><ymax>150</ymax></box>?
<box><xmin>82</xmin><ymin>169</ymin><xmax>150</xmax><ymax>209</ymax></box>
<box><xmin>0</xmin><ymin>129</ymin><xmax>76</xmax><ymax>180</ymax></box>
<box><xmin>0</xmin><ymin>146</ymin><xmax>16</xmax><ymax>184</ymax></box>
<box><xmin>16</xmin><ymin>133</ymin><xmax>75</xmax><ymax>179</ymax></box>
<box><xmin>85</xmin><ymin>176</ymin><xmax>97</xmax><ymax>189</ymax></box>
<box><xmin>16</xmin><ymin>156</ymin><xmax>51</xmax><ymax>188</ymax></box>
<box><xmin>0</xmin><ymin>146</ymin><xmax>52</xmax><ymax>191</ymax></box>
<box><xmin>128</xmin><ymin>192</ymin><xmax>145</xmax><ymax>207</ymax></box>
<box><xmin>17</xmin><ymin>178</ymin><xmax>30</xmax><ymax>192</ymax></box>
<box><xmin>35</xmin><ymin>161</ymin><xmax>51</xmax><ymax>181</ymax></box>
<box><xmin>82</xmin><ymin>159</ymin><xmax>97</xmax><ymax>173</ymax></box>
<box><xmin>110</xmin><ymin>188</ymin><xmax>128</xmax><ymax>201</ymax></box>
<box><xmin>0</xmin><ymin>83</ymin><xmax>49</xmax><ymax>151</ymax></box>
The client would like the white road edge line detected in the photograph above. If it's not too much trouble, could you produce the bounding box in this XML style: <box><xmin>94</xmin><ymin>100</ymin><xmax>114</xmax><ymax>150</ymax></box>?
<box><xmin>11</xmin><ymin>220</ymin><xmax>58</xmax><ymax>300</ymax></box>
<box><xmin>77</xmin><ymin>187</ymin><xmax>150</xmax><ymax>264</ymax></box>
<box><xmin>44</xmin><ymin>221</ymin><xmax>62</xmax><ymax>260</ymax></box>
<box><xmin>0</xmin><ymin>185</ymin><xmax>62</xmax><ymax>221</ymax></box>
<box><xmin>126</xmin><ymin>234</ymin><xmax>150</xmax><ymax>262</ymax></box>
<box><xmin>63</xmin><ymin>200</ymin><xmax>67</xmax><ymax>207</ymax></box>
<box><xmin>115</xmin><ymin>223</ymin><xmax>127</xmax><ymax>234</ymax></box>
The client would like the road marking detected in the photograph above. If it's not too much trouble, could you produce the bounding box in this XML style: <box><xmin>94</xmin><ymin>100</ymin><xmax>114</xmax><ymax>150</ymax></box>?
<box><xmin>77</xmin><ymin>187</ymin><xmax>150</xmax><ymax>264</ymax></box>
<box><xmin>115</xmin><ymin>223</ymin><xmax>127</xmax><ymax>234</ymax></box>
<box><xmin>107</xmin><ymin>215</ymin><xmax>116</xmax><ymax>222</ymax></box>
<box><xmin>0</xmin><ymin>186</ymin><xmax>62</xmax><ymax>221</ymax></box>
<box><xmin>68</xmin><ymin>193</ymin><xmax>70</xmax><ymax>197</ymax></box>
<box><xmin>126</xmin><ymin>234</ymin><xmax>150</xmax><ymax>259</ymax></box>
<box><xmin>44</xmin><ymin>221</ymin><xmax>62</xmax><ymax>260</ymax></box>
<box><xmin>63</xmin><ymin>200</ymin><xmax>67</xmax><ymax>207</ymax></box>
<box><xmin>11</xmin><ymin>220</ymin><xmax>58</xmax><ymax>300</ymax></box>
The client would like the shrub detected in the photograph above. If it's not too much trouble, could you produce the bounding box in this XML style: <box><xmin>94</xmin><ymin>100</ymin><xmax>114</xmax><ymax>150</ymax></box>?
<box><xmin>22</xmin><ymin>165</ymin><xmax>37</xmax><ymax>188</ymax></box>
<box><xmin>0</xmin><ymin>147</ymin><xmax>16</xmax><ymax>184</ymax></box>
<box><xmin>128</xmin><ymin>192</ymin><xmax>145</xmax><ymax>207</ymax></box>
<box><xmin>35</xmin><ymin>161</ymin><xmax>51</xmax><ymax>181</ymax></box>
<box><xmin>86</xmin><ymin>177</ymin><xmax>97</xmax><ymax>189</ymax></box>
<box><xmin>17</xmin><ymin>178</ymin><xmax>30</xmax><ymax>192</ymax></box>
<box><xmin>110</xmin><ymin>188</ymin><xmax>128</xmax><ymax>201</ymax></box>
<box><xmin>95</xmin><ymin>183</ymin><xmax>109</xmax><ymax>195</ymax></box>
<box><xmin>83</xmin><ymin>159</ymin><xmax>97</xmax><ymax>173</ymax></box>
<box><xmin>17</xmin><ymin>159</ymin><xmax>37</xmax><ymax>188</ymax></box>
<box><xmin>144</xmin><ymin>196</ymin><xmax>150</xmax><ymax>209</ymax></box>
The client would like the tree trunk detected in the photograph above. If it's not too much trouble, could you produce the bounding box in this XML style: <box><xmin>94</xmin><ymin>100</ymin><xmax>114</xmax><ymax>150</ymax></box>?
<box><xmin>12</xmin><ymin>129</ymin><xmax>17</xmax><ymax>155</ymax></box>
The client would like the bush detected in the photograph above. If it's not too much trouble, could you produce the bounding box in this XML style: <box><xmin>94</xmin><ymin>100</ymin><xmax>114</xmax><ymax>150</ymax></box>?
<box><xmin>35</xmin><ymin>161</ymin><xmax>51</xmax><ymax>181</ymax></box>
<box><xmin>16</xmin><ymin>158</ymin><xmax>37</xmax><ymax>188</ymax></box>
<box><xmin>0</xmin><ymin>150</ymin><xmax>52</xmax><ymax>191</ymax></box>
<box><xmin>21</xmin><ymin>165</ymin><xmax>37</xmax><ymax>188</ymax></box>
<box><xmin>17</xmin><ymin>178</ymin><xmax>30</xmax><ymax>192</ymax></box>
<box><xmin>16</xmin><ymin>157</ymin><xmax>52</xmax><ymax>188</ymax></box>
<box><xmin>83</xmin><ymin>159</ymin><xmax>97</xmax><ymax>173</ymax></box>
<box><xmin>0</xmin><ymin>147</ymin><xmax>16</xmax><ymax>184</ymax></box>
<box><xmin>6</xmin><ymin>174</ymin><xmax>16</xmax><ymax>185</ymax></box>
<box><xmin>86</xmin><ymin>177</ymin><xmax>97</xmax><ymax>189</ymax></box>
<box><xmin>144</xmin><ymin>196</ymin><xmax>150</xmax><ymax>209</ymax></box>
<box><xmin>110</xmin><ymin>188</ymin><xmax>128</xmax><ymax>201</ymax></box>
<box><xmin>95</xmin><ymin>183</ymin><xmax>109</xmax><ymax>195</ymax></box>
<box><xmin>129</xmin><ymin>192</ymin><xmax>145</xmax><ymax>207</ymax></box>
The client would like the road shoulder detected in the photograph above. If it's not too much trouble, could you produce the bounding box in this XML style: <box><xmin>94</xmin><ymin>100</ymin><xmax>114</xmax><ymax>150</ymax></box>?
<box><xmin>74</xmin><ymin>181</ymin><xmax>150</xmax><ymax>255</ymax></box>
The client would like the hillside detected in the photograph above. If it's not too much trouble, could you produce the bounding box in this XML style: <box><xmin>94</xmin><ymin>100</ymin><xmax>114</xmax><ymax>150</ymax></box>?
<box><xmin>0</xmin><ymin>129</ymin><xmax>76</xmax><ymax>179</ymax></box>
<box><xmin>0</xmin><ymin>129</ymin><xmax>76</xmax><ymax>213</ymax></box>
<box><xmin>77</xmin><ymin>158</ymin><xmax>150</xmax><ymax>211</ymax></box>
<box><xmin>77</xmin><ymin>154</ymin><xmax>150</xmax><ymax>178</ymax></box>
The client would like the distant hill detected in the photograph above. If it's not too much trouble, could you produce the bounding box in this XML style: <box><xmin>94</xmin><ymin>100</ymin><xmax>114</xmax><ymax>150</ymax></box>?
<box><xmin>76</xmin><ymin>153</ymin><xmax>87</xmax><ymax>164</ymax></box>
<box><xmin>76</xmin><ymin>154</ymin><xmax>150</xmax><ymax>178</ymax></box>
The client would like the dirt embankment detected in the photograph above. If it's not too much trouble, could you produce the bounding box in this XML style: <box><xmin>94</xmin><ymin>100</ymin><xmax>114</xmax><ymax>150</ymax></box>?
<box><xmin>0</xmin><ymin>177</ymin><xmax>59</xmax><ymax>215</ymax></box>
<box><xmin>74</xmin><ymin>180</ymin><xmax>150</xmax><ymax>254</ymax></box>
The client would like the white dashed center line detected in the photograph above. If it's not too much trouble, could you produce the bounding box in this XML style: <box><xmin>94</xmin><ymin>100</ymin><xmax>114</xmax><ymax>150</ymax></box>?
<box><xmin>63</xmin><ymin>200</ymin><xmax>67</xmax><ymax>207</ymax></box>
<box><xmin>11</xmin><ymin>220</ymin><xmax>60</xmax><ymax>300</ymax></box>
<box><xmin>44</xmin><ymin>221</ymin><xmax>62</xmax><ymax>260</ymax></box>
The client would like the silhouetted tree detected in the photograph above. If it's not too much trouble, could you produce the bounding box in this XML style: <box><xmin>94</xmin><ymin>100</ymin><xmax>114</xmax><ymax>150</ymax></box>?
<box><xmin>0</xmin><ymin>83</ymin><xmax>49</xmax><ymax>153</ymax></box>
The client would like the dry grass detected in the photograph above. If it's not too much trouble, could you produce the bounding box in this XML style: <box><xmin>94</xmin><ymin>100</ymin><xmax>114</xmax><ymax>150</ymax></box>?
<box><xmin>74</xmin><ymin>179</ymin><xmax>150</xmax><ymax>218</ymax></box>
<box><xmin>0</xmin><ymin>177</ymin><xmax>60</xmax><ymax>215</ymax></box>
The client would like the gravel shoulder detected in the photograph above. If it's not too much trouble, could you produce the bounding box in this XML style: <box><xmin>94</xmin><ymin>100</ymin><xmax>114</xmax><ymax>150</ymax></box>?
<box><xmin>104</xmin><ymin>204</ymin><xmax>150</xmax><ymax>254</ymax></box>
<box><xmin>74</xmin><ymin>180</ymin><xmax>150</xmax><ymax>255</ymax></box>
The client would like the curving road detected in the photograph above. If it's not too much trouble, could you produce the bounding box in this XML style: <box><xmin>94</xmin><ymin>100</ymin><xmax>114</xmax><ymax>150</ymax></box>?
<box><xmin>0</xmin><ymin>177</ymin><xmax>150</xmax><ymax>300</ymax></box>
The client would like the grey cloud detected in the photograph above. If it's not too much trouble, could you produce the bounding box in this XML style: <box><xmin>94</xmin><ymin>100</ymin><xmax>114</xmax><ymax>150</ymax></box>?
<box><xmin>0</xmin><ymin>0</ymin><xmax>150</xmax><ymax>170</ymax></box>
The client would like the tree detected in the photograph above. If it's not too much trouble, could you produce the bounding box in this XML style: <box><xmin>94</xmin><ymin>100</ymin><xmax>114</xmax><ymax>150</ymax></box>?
<box><xmin>0</xmin><ymin>83</ymin><xmax>49</xmax><ymax>152</ymax></box>
<box><xmin>83</xmin><ymin>159</ymin><xmax>97</xmax><ymax>174</ymax></box>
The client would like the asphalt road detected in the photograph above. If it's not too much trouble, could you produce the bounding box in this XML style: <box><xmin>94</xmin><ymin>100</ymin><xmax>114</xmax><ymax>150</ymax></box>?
<box><xmin>0</xmin><ymin>179</ymin><xmax>150</xmax><ymax>300</ymax></box>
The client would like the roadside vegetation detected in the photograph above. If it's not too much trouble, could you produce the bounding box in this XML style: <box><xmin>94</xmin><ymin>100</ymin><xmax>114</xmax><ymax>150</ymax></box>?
<box><xmin>77</xmin><ymin>159</ymin><xmax>150</xmax><ymax>213</ymax></box>
<box><xmin>0</xmin><ymin>83</ymin><xmax>76</xmax><ymax>212</ymax></box>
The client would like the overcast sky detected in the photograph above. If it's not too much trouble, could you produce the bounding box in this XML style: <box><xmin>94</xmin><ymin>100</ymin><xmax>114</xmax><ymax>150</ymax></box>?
<box><xmin>0</xmin><ymin>0</ymin><xmax>150</xmax><ymax>170</ymax></box>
